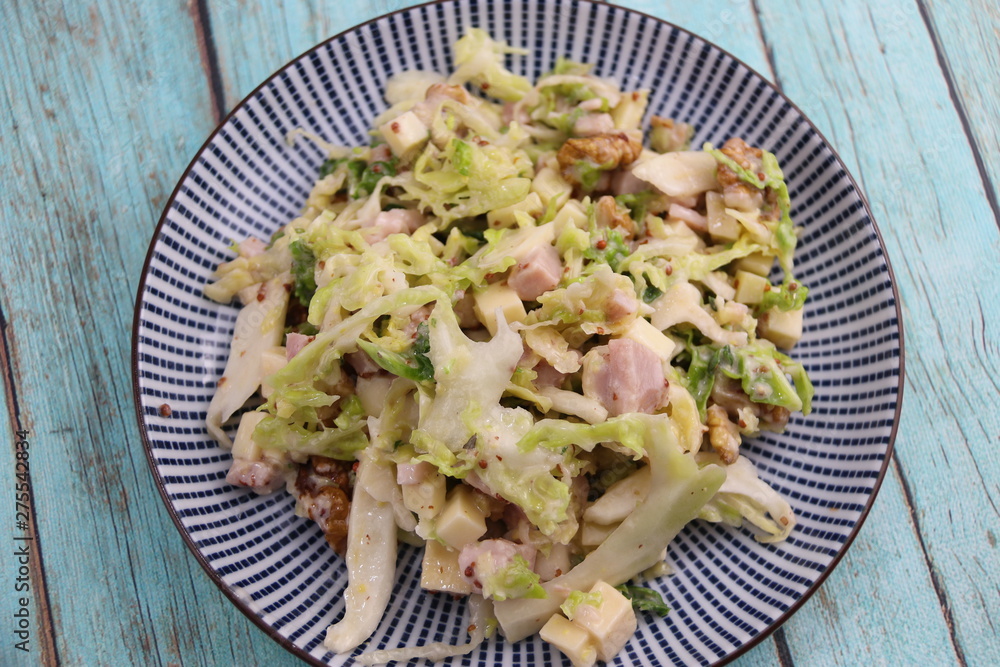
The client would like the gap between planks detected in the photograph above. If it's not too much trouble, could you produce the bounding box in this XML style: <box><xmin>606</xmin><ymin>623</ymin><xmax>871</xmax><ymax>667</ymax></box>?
<box><xmin>0</xmin><ymin>305</ymin><xmax>60</xmax><ymax>667</ymax></box>
<box><xmin>892</xmin><ymin>453</ymin><xmax>968</xmax><ymax>666</ymax></box>
<box><xmin>189</xmin><ymin>0</ymin><xmax>227</xmax><ymax>123</ymax></box>
<box><xmin>915</xmin><ymin>0</ymin><xmax>1000</xmax><ymax>232</ymax></box>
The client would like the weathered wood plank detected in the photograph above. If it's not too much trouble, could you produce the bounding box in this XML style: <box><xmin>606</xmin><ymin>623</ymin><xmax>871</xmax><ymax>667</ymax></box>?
<box><xmin>919</xmin><ymin>0</ymin><xmax>1000</xmax><ymax>225</ymax></box>
<box><xmin>207</xmin><ymin>0</ymin><xmax>418</xmax><ymax>113</ymax></box>
<box><xmin>754</xmin><ymin>0</ymin><xmax>1000</xmax><ymax>663</ymax></box>
<box><xmin>0</xmin><ymin>1</ymin><xmax>290</xmax><ymax>664</ymax></box>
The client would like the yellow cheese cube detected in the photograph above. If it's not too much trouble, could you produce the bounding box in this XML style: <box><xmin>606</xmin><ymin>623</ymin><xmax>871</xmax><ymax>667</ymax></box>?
<box><xmin>572</xmin><ymin>581</ymin><xmax>638</xmax><ymax>662</ymax></box>
<box><xmin>401</xmin><ymin>471</ymin><xmax>446</xmax><ymax>520</ymax></box>
<box><xmin>622</xmin><ymin>317</ymin><xmax>676</xmax><ymax>361</ymax></box>
<box><xmin>611</xmin><ymin>90</ymin><xmax>648</xmax><ymax>131</ymax></box>
<box><xmin>733</xmin><ymin>270</ymin><xmax>770</xmax><ymax>306</ymax></box>
<box><xmin>420</xmin><ymin>539</ymin><xmax>473</xmax><ymax>594</ymax></box>
<box><xmin>540</xmin><ymin>614</ymin><xmax>597</xmax><ymax>667</ymax></box>
<box><xmin>552</xmin><ymin>199</ymin><xmax>589</xmax><ymax>233</ymax></box>
<box><xmin>758</xmin><ymin>307</ymin><xmax>804</xmax><ymax>349</ymax></box>
<box><xmin>473</xmin><ymin>283</ymin><xmax>527</xmax><ymax>335</ymax></box>
<box><xmin>379</xmin><ymin>110</ymin><xmax>428</xmax><ymax>158</ymax></box>
<box><xmin>733</xmin><ymin>252</ymin><xmax>775</xmax><ymax>277</ymax></box>
<box><xmin>531</xmin><ymin>167</ymin><xmax>573</xmax><ymax>208</ymax></box>
<box><xmin>706</xmin><ymin>191</ymin><xmax>741</xmax><ymax>243</ymax></box>
<box><xmin>435</xmin><ymin>485</ymin><xmax>487</xmax><ymax>550</ymax></box>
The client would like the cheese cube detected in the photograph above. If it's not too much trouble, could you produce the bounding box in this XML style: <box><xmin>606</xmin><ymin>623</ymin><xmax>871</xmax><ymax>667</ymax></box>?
<box><xmin>531</xmin><ymin>167</ymin><xmax>573</xmax><ymax>208</ymax></box>
<box><xmin>733</xmin><ymin>270</ymin><xmax>770</xmax><ymax>305</ymax></box>
<box><xmin>258</xmin><ymin>346</ymin><xmax>288</xmax><ymax>399</ymax></box>
<box><xmin>488</xmin><ymin>192</ymin><xmax>544</xmax><ymax>229</ymax></box>
<box><xmin>552</xmin><ymin>199</ymin><xmax>588</xmax><ymax>234</ymax></box>
<box><xmin>706</xmin><ymin>191</ymin><xmax>741</xmax><ymax>243</ymax></box>
<box><xmin>473</xmin><ymin>283</ymin><xmax>527</xmax><ymax>335</ymax></box>
<box><xmin>401</xmin><ymin>471</ymin><xmax>446</xmax><ymax>520</ymax></box>
<box><xmin>622</xmin><ymin>317</ymin><xmax>676</xmax><ymax>361</ymax></box>
<box><xmin>379</xmin><ymin>110</ymin><xmax>428</xmax><ymax>158</ymax></box>
<box><xmin>231</xmin><ymin>410</ymin><xmax>267</xmax><ymax>459</ymax></box>
<box><xmin>435</xmin><ymin>485</ymin><xmax>487</xmax><ymax>550</ymax></box>
<box><xmin>572</xmin><ymin>581</ymin><xmax>638</xmax><ymax>662</ymax></box>
<box><xmin>758</xmin><ymin>307</ymin><xmax>804</xmax><ymax>349</ymax></box>
<box><xmin>421</xmin><ymin>539</ymin><xmax>473</xmax><ymax>594</ymax></box>
<box><xmin>540</xmin><ymin>614</ymin><xmax>597</xmax><ymax>667</ymax></box>
<box><xmin>733</xmin><ymin>252</ymin><xmax>775</xmax><ymax>277</ymax></box>
<box><xmin>611</xmin><ymin>90</ymin><xmax>648</xmax><ymax>131</ymax></box>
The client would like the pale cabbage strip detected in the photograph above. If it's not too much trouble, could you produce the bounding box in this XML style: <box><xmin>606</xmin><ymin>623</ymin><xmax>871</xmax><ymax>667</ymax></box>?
<box><xmin>206</xmin><ymin>273</ymin><xmax>290</xmax><ymax>447</ymax></box>
<box><xmin>323</xmin><ymin>454</ymin><xmax>398</xmax><ymax>653</ymax></box>
<box><xmin>493</xmin><ymin>414</ymin><xmax>725</xmax><ymax>642</ymax></box>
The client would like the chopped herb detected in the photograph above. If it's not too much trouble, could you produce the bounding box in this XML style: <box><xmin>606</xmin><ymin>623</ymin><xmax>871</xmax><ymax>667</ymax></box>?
<box><xmin>289</xmin><ymin>239</ymin><xmax>317</xmax><ymax>307</ymax></box>
<box><xmin>642</xmin><ymin>285</ymin><xmax>664</xmax><ymax>303</ymax></box>
<box><xmin>341</xmin><ymin>156</ymin><xmax>401</xmax><ymax>200</ymax></box>
<box><xmin>318</xmin><ymin>157</ymin><xmax>346</xmax><ymax>178</ymax></box>
<box><xmin>356</xmin><ymin>322</ymin><xmax>434</xmax><ymax>383</ymax></box>
<box><xmin>615</xmin><ymin>585</ymin><xmax>671</xmax><ymax>616</ymax></box>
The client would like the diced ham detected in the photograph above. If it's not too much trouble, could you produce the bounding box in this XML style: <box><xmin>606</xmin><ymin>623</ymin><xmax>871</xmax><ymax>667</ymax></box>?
<box><xmin>454</xmin><ymin>289</ymin><xmax>481</xmax><ymax>329</ymax></box>
<box><xmin>464</xmin><ymin>470</ymin><xmax>495</xmax><ymax>498</ymax></box>
<box><xmin>344</xmin><ymin>350</ymin><xmax>382</xmax><ymax>378</ymax></box>
<box><xmin>396</xmin><ymin>461</ymin><xmax>434</xmax><ymax>485</ymax></box>
<box><xmin>507</xmin><ymin>245</ymin><xmax>562</xmax><ymax>301</ymax></box>
<box><xmin>226</xmin><ymin>458</ymin><xmax>285</xmax><ymax>494</ymax></box>
<box><xmin>458</xmin><ymin>539</ymin><xmax>538</xmax><ymax>593</ymax></box>
<box><xmin>238</xmin><ymin>237</ymin><xmax>267</xmax><ymax>258</ymax></box>
<box><xmin>285</xmin><ymin>332</ymin><xmax>315</xmax><ymax>360</ymax></box>
<box><xmin>604</xmin><ymin>288</ymin><xmax>637</xmax><ymax>322</ymax></box>
<box><xmin>404</xmin><ymin>304</ymin><xmax>433</xmax><ymax>340</ymax></box>
<box><xmin>581</xmin><ymin>338</ymin><xmax>666</xmax><ymax>416</ymax></box>
<box><xmin>361</xmin><ymin>208</ymin><xmax>424</xmax><ymax>243</ymax></box>
<box><xmin>533</xmin><ymin>361</ymin><xmax>568</xmax><ymax>389</ymax></box>
<box><xmin>611</xmin><ymin>167</ymin><xmax>648</xmax><ymax>196</ymax></box>
<box><xmin>573</xmin><ymin>112</ymin><xmax>615</xmax><ymax>137</ymax></box>
<box><xmin>668</xmin><ymin>202</ymin><xmax>708</xmax><ymax>233</ymax></box>
<box><xmin>370</xmin><ymin>143</ymin><xmax>392</xmax><ymax>163</ymax></box>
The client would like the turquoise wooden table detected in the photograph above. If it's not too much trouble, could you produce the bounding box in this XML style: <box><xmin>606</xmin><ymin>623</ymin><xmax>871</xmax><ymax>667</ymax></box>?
<box><xmin>2</xmin><ymin>0</ymin><xmax>998</xmax><ymax>664</ymax></box>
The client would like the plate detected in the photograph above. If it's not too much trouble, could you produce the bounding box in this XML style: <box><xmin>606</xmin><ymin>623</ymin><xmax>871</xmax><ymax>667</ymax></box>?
<box><xmin>132</xmin><ymin>1</ymin><xmax>904</xmax><ymax>664</ymax></box>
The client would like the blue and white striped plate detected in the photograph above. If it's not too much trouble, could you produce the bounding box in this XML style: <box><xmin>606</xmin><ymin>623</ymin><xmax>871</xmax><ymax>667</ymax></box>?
<box><xmin>132</xmin><ymin>1</ymin><xmax>904</xmax><ymax>664</ymax></box>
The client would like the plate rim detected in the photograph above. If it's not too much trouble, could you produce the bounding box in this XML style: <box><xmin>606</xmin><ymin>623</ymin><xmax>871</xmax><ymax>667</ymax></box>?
<box><xmin>130</xmin><ymin>1</ymin><xmax>906</xmax><ymax>664</ymax></box>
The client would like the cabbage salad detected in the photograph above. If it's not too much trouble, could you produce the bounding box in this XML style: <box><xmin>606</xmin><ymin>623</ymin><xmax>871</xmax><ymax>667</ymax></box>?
<box><xmin>203</xmin><ymin>28</ymin><xmax>813</xmax><ymax>666</ymax></box>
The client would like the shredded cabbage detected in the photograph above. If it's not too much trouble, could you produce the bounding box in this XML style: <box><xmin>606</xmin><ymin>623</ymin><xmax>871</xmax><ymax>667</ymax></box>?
<box><xmin>204</xmin><ymin>27</ymin><xmax>815</xmax><ymax>665</ymax></box>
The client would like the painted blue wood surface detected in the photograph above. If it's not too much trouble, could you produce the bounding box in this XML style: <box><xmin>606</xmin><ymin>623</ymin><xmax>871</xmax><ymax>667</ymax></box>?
<box><xmin>1</xmin><ymin>1</ymin><xmax>997</xmax><ymax>666</ymax></box>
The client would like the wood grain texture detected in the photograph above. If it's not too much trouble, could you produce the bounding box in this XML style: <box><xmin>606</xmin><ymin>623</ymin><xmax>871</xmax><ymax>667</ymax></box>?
<box><xmin>0</xmin><ymin>1</ymin><xmax>288</xmax><ymax>665</ymax></box>
<box><xmin>2</xmin><ymin>0</ymin><xmax>997</xmax><ymax>665</ymax></box>
<box><xmin>918</xmin><ymin>0</ymin><xmax>1000</xmax><ymax>226</ymax></box>
<box><xmin>754</xmin><ymin>0</ymin><xmax>1000</xmax><ymax>663</ymax></box>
